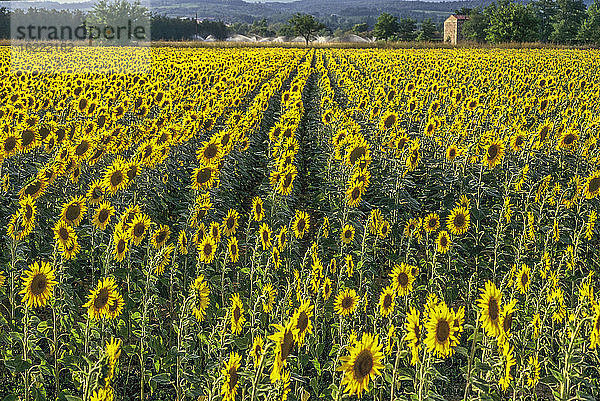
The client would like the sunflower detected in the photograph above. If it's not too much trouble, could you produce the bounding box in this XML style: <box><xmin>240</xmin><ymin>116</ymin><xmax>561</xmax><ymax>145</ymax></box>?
<box><xmin>178</xmin><ymin>231</ymin><xmax>189</xmax><ymax>255</ymax></box>
<box><xmin>262</xmin><ymin>283</ymin><xmax>277</xmax><ymax>313</ymax></box>
<box><xmin>61</xmin><ymin>195</ymin><xmax>87</xmax><ymax>227</ymax></box>
<box><xmin>108</xmin><ymin>292</ymin><xmax>125</xmax><ymax>320</ymax></box>
<box><xmin>83</xmin><ymin>277</ymin><xmax>118</xmax><ymax>320</ymax></box>
<box><xmin>209</xmin><ymin>221</ymin><xmax>221</xmax><ymax>243</ymax></box>
<box><xmin>259</xmin><ymin>223</ymin><xmax>272</xmax><ymax>250</ymax></box>
<box><xmin>515</xmin><ymin>264</ymin><xmax>531</xmax><ymax>294</ymax></box>
<box><xmin>590</xmin><ymin>303</ymin><xmax>600</xmax><ymax>349</ymax></box>
<box><xmin>92</xmin><ymin>202</ymin><xmax>114</xmax><ymax>230</ymax></box>
<box><xmin>1</xmin><ymin>132</ymin><xmax>20</xmax><ymax>158</ymax></box>
<box><xmin>291</xmin><ymin>300</ymin><xmax>314</xmax><ymax>346</ymax></box>
<box><xmin>498</xmin><ymin>345</ymin><xmax>516</xmax><ymax>391</ymax></box>
<box><xmin>191</xmin><ymin>165</ymin><xmax>219</xmax><ymax>191</ymax></box>
<box><xmin>268</xmin><ymin>320</ymin><xmax>298</xmax><ymax>383</ymax></box>
<box><xmin>112</xmin><ymin>229</ymin><xmax>129</xmax><ymax>262</ymax></box>
<box><xmin>103</xmin><ymin>160</ymin><xmax>128</xmax><ymax>195</ymax></box>
<box><xmin>19</xmin><ymin>261</ymin><xmax>57</xmax><ymax>308</ymax></box>
<box><xmin>368</xmin><ymin>209</ymin><xmax>382</xmax><ymax>235</ymax></box>
<box><xmin>129</xmin><ymin>213</ymin><xmax>151</xmax><ymax>246</ymax></box>
<box><xmin>277</xmin><ymin>165</ymin><xmax>297</xmax><ymax>196</ymax></box>
<box><xmin>198</xmin><ymin>137</ymin><xmax>222</xmax><ymax>166</ymax></box>
<box><xmin>378</xmin><ymin>286</ymin><xmax>395</xmax><ymax>317</ymax></box>
<box><xmin>53</xmin><ymin>219</ymin><xmax>75</xmax><ymax>249</ymax></box>
<box><xmin>345</xmin><ymin>136</ymin><xmax>371</xmax><ymax>167</ymax></box>
<box><xmin>86</xmin><ymin>180</ymin><xmax>105</xmax><ymax>206</ymax></box>
<box><xmin>228</xmin><ymin>237</ymin><xmax>240</xmax><ymax>263</ymax></box>
<box><xmin>509</xmin><ymin>130</ymin><xmax>527</xmax><ymax>151</ymax></box>
<box><xmin>423</xmin><ymin>213</ymin><xmax>440</xmax><ymax>233</ymax></box>
<box><xmin>498</xmin><ymin>298</ymin><xmax>517</xmax><ymax>346</ymax></box>
<box><xmin>19</xmin><ymin>195</ymin><xmax>36</xmax><ymax>234</ymax></box>
<box><xmin>277</xmin><ymin>226</ymin><xmax>288</xmax><ymax>251</ymax></box>
<box><xmin>322</xmin><ymin>277</ymin><xmax>332</xmax><ymax>300</ymax></box>
<box><xmin>199</xmin><ymin>235</ymin><xmax>217</xmax><ymax>264</ymax></box>
<box><xmin>337</xmin><ymin>332</ymin><xmax>384</xmax><ymax>398</ymax></box>
<box><xmin>341</xmin><ymin>224</ymin><xmax>355</xmax><ymax>245</ymax></box>
<box><xmin>405</xmin><ymin>307</ymin><xmax>422</xmax><ymax>365</ymax></box>
<box><xmin>346</xmin><ymin>182</ymin><xmax>364</xmax><ymax>207</ymax></box>
<box><xmin>151</xmin><ymin>224</ymin><xmax>171</xmax><ymax>250</ymax></box>
<box><xmin>62</xmin><ymin>235</ymin><xmax>81</xmax><ymax>260</ymax></box>
<box><xmin>478</xmin><ymin>281</ymin><xmax>503</xmax><ymax>338</ymax></box>
<box><xmin>250</xmin><ymin>336</ymin><xmax>264</xmax><ymax>368</ymax></box>
<box><xmin>252</xmin><ymin>196</ymin><xmax>264</xmax><ymax>222</ymax></box>
<box><xmin>583</xmin><ymin>170</ymin><xmax>600</xmax><ymax>200</ymax></box>
<box><xmin>154</xmin><ymin>244</ymin><xmax>174</xmax><ymax>275</ymax></box>
<box><xmin>482</xmin><ymin>138</ymin><xmax>505</xmax><ymax>169</ymax></box>
<box><xmin>292</xmin><ymin>210</ymin><xmax>310</xmax><ymax>239</ymax></box>
<box><xmin>191</xmin><ymin>275</ymin><xmax>210</xmax><ymax>322</ymax></box>
<box><xmin>222</xmin><ymin>209</ymin><xmax>239</xmax><ymax>237</ymax></box>
<box><xmin>378</xmin><ymin>220</ymin><xmax>390</xmax><ymax>238</ymax></box>
<box><xmin>271</xmin><ymin>247</ymin><xmax>281</xmax><ymax>270</ymax></box>
<box><xmin>557</xmin><ymin>128</ymin><xmax>578</xmax><ymax>150</ymax></box>
<box><xmin>230</xmin><ymin>293</ymin><xmax>245</xmax><ymax>335</ymax></box>
<box><xmin>447</xmin><ymin>206</ymin><xmax>470</xmax><ymax>235</ymax></box>
<box><xmin>334</xmin><ymin>288</ymin><xmax>359</xmax><ymax>317</ymax></box>
<box><xmin>221</xmin><ymin>352</ymin><xmax>241</xmax><ymax>401</ymax></box>
<box><xmin>379</xmin><ymin>111</ymin><xmax>398</xmax><ymax>131</ymax></box>
<box><xmin>424</xmin><ymin>301</ymin><xmax>458</xmax><ymax>358</ymax></box>
<box><xmin>526</xmin><ymin>355</ymin><xmax>540</xmax><ymax>388</ymax></box>
<box><xmin>389</xmin><ymin>263</ymin><xmax>415</xmax><ymax>296</ymax></box>
<box><xmin>345</xmin><ymin>255</ymin><xmax>355</xmax><ymax>278</ymax></box>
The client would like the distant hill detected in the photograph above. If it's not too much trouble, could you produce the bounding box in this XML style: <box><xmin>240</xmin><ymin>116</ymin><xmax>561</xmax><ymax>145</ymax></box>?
<box><xmin>7</xmin><ymin>0</ymin><xmax>496</xmax><ymax>24</ymax></box>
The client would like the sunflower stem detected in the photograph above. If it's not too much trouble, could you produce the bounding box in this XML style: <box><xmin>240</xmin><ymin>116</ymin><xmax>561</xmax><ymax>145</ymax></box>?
<box><xmin>462</xmin><ymin>313</ymin><xmax>480</xmax><ymax>401</ymax></box>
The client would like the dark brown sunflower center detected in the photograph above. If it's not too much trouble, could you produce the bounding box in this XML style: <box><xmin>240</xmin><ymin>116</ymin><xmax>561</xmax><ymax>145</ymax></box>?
<box><xmin>283</xmin><ymin>173</ymin><xmax>292</xmax><ymax>188</ymax></box>
<box><xmin>25</xmin><ymin>204</ymin><xmax>33</xmax><ymax>220</ymax></box>
<box><xmin>563</xmin><ymin>134</ymin><xmax>575</xmax><ymax>145</ymax></box>
<box><xmin>449</xmin><ymin>148</ymin><xmax>456</xmax><ymax>158</ymax></box>
<box><xmin>117</xmin><ymin>239</ymin><xmax>126</xmax><ymax>253</ymax></box>
<box><xmin>110</xmin><ymin>170</ymin><xmax>123</xmax><ymax>187</ymax></box>
<box><xmin>440</xmin><ymin>235</ymin><xmax>448</xmax><ymax>247</ymax></box>
<box><xmin>503</xmin><ymin>312</ymin><xmax>513</xmax><ymax>333</ymax></box>
<box><xmin>487</xmin><ymin>144</ymin><xmax>499</xmax><ymax>160</ymax></box>
<box><xmin>228</xmin><ymin>367</ymin><xmax>238</xmax><ymax>390</ymax></box>
<box><xmin>489</xmin><ymin>298</ymin><xmax>499</xmax><ymax>321</ymax></box>
<box><xmin>22</xmin><ymin>129</ymin><xmax>35</xmax><ymax>147</ymax></box>
<box><xmin>233</xmin><ymin>306</ymin><xmax>240</xmax><ymax>322</ymax></box>
<box><xmin>203</xmin><ymin>243</ymin><xmax>213</xmax><ymax>256</ymax></box>
<box><xmin>59</xmin><ymin>227</ymin><xmax>69</xmax><ymax>241</ymax></box>
<box><xmin>297</xmin><ymin>219</ymin><xmax>306</xmax><ymax>233</ymax></box>
<box><xmin>30</xmin><ymin>273</ymin><xmax>48</xmax><ymax>296</ymax></box>
<box><xmin>127</xmin><ymin>166</ymin><xmax>138</xmax><ymax>180</ymax></box>
<box><xmin>349</xmin><ymin>146</ymin><xmax>366</xmax><ymax>165</ymax></box>
<box><xmin>281</xmin><ymin>330</ymin><xmax>295</xmax><ymax>361</ymax></box>
<box><xmin>521</xmin><ymin>272</ymin><xmax>529</xmax><ymax>288</ymax></box>
<box><xmin>383</xmin><ymin>294</ymin><xmax>392</xmax><ymax>309</ymax></box>
<box><xmin>92</xmin><ymin>188</ymin><xmax>102</xmax><ymax>200</ymax></box>
<box><xmin>94</xmin><ymin>288</ymin><xmax>109</xmax><ymax>309</ymax></box>
<box><xmin>397</xmin><ymin>272</ymin><xmax>409</xmax><ymax>288</ymax></box>
<box><xmin>384</xmin><ymin>114</ymin><xmax>396</xmax><ymax>129</ymax></box>
<box><xmin>341</xmin><ymin>296</ymin><xmax>353</xmax><ymax>309</ymax></box>
<box><xmin>4</xmin><ymin>136</ymin><xmax>16</xmax><ymax>152</ymax></box>
<box><xmin>436</xmin><ymin>319</ymin><xmax>450</xmax><ymax>343</ymax></box>
<box><xmin>262</xmin><ymin>231</ymin><xmax>269</xmax><ymax>243</ymax></box>
<box><xmin>516</xmin><ymin>136</ymin><xmax>524</xmax><ymax>146</ymax></box>
<box><xmin>156</xmin><ymin>231</ymin><xmax>167</xmax><ymax>244</ymax></box>
<box><xmin>540</xmin><ymin>126</ymin><xmax>549</xmax><ymax>140</ymax></box>
<box><xmin>454</xmin><ymin>213</ymin><xmax>466</xmax><ymax>228</ymax></box>
<box><xmin>133</xmin><ymin>222</ymin><xmax>145</xmax><ymax>237</ymax></box>
<box><xmin>204</xmin><ymin>143</ymin><xmax>218</xmax><ymax>159</ymax></box>
<box><xmin>344</xmin><ymin>230</ymin><xmax>352</xmax><ymax>239</ymax></box>
<box><xmin>351</xmin><ymin>187</ymin><xmax>361</xmax><ymax>200</ymax></box>
<box><xmin>589</xmin><ymin>177</ymin><xmax>600</xmax><ymax>194</ymax></box>
<box><xmin>24</xmin><ymin>180</ymin><xmax>42</xmax><ymax>196</ymax></box>
<box><xmin>76</xmin><ymin>141</ymin><xmax>89</xmax><ymax>156</ymax></box>
<box><xmin>297</xmin><ymin>311</ymin><xmax>308</xmax><ymax>333</ymax></box>
<box><xmin>197</xmin><ymin>168</ymin><xmax>211</xmax><ymax>184</ymax></box>
<box><xmin>66</xmin><ymin>203</ymin><xmax>81</xmax><ymax>222</ymax></box>
<box><xmin>230</xmin><ymin>243</ymin><xmax>237</xmax><ymax>254</ymax></box>
<box><xmin>227</xmin><ymin>217</ymin><xmax>235</xmax><ymax>229</ymax></box>
<box><xmin>429</xmin><ymin>219</ymin><xmax>437</xmax><ymax>228</ymax></box>
<box><xmin>353</xmin><ymin>349</ymin><xmax>374</xmax><ymax>380</ymax></box>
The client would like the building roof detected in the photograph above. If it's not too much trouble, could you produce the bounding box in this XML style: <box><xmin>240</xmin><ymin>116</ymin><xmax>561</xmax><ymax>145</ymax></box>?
<box><xmin>450</xmin><ymin>14</ymin><xmax>470</xmax><ymax>20</ymax></box>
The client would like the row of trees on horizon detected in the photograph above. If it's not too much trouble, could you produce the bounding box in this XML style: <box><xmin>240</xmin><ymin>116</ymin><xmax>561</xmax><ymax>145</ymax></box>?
<box><xmin>0</xmin><ymin>0</ymin><xmax>599</xmax><ymax>45</ymax></box>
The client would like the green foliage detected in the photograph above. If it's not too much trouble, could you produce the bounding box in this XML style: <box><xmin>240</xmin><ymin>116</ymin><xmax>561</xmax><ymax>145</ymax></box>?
<box><xmin>531</xmin><ymin>0</ymin><xmax>559</xmax><ymax>42</ymax></box>
<box><xmin>485</xmin><ymin>0</ymin><xmax>539</xmax><ymax>43</ymax></box>
<box><xmin>462</xmin><ymin>8</ymin><xmax>490</xmax><ymax>42</ymax></box>
<box><xmin>352</xmin><ymin>22</ymin><xmax>369</xmax><ymax>35</ymax></box>
<box><xmin>374</xmin><ymin>12</ymin><xmax>399</xmax><ymax>42</ymax></box>
<box><xmin>288</xmin><ymin>13</ymin><xmax>326</xmax><ymax>45</ymax></box>
<box><xmin>397</xmin><ymin>17</ymin><xmax>418</xmax><ymax>41</ymax></box>
<box><xmin>417</xmin><ymin>18</ymin><xmax>438</xmax><ymax>41</ymax></box>
<box><xmin>550</xmin><ymin>0</ymin><xmax>587</xmax><ymax>43</ymax></box>
<box><xmin>578</xmin><ymin>0</ymin><xmax>600</xmax><ymax>44</ymax></box>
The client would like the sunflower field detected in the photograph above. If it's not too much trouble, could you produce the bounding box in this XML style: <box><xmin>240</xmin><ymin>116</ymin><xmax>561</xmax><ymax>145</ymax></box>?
<box><xmin>1</xmin><ymin>46</ymin><xmax>600</xmax><ymax>401</ymax></box>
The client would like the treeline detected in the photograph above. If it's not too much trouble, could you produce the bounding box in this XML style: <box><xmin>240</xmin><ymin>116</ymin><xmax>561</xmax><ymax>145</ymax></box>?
<box><xmin>456</xmin><ymin>0</ymin><xmax>600</xmax><ymax>44</ymax></box>
<box><xmin>0</xmin><ymin>7</ymin><xmax>229</xmax><ymax>41</ymax></box>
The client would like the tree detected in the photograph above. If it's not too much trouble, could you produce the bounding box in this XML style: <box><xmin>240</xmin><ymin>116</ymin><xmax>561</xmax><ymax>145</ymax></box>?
<box><xmin>578</xmin><ymin>0</ymin><xmax>600</xmax><ymax>44</ymax></box>
<box><xmin>531</xmin><ymin>0</ymin><xmax>558</xmax><ymax>42</ymax></box>
<box><xmin>352</xmin><ymin>22</ymin><xmax>369</xmax><ymax>35</ymax></box>
<box><xmin>288</xmin><ymin>13</ymin><xmax>326</xmax><ymax>45</ymax></box>
<box><xmin>374</xmin><ymin>12</ymin><xmax>398</xmax><ymax>41</ymax></box>
<box><xmin>462</xmin><ymin>7</ymin><xmax>489</xmax><ymax>42</ymax></box>
<box><xmin>397</xmin><ymin>18</ymin><xmax>417</xmax><ymax>41</ymax></box>
<box><xmin>0</xmin><ymin>7</ymin><xmax>9</xmax><ymax>39</ymax></box>
<box><xmin>485</xmin><ymin>0</ymin><xmax>539</xmax><ymax>43</ymax></box>
<box><xmin>88</xmin><ymin>0</ymin><xmax>150</xmax><ymax>44</ymax></box>
<box><xmin>551</xmin><ymin>0</ymin><xmax>586</xmax><ymax>43</ymax></box>
<box><xmin>416</xmin><ymin>18</ymin><xmax>437</xmax><ymax>41</ymax></box>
